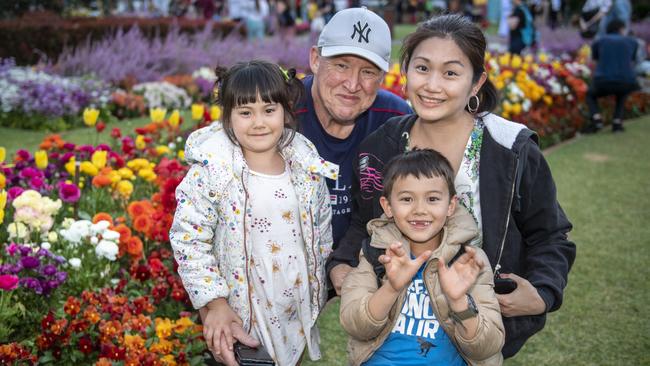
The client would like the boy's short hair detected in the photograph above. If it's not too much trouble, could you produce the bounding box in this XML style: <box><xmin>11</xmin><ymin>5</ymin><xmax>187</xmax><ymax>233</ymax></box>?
<box><xmin>606</xmin><ymin>19</ymin><xmax>625</xmax><ymax>34</ymax></box>
<box><xmin>382</xmin><ymin>148</ymin><xmax>456</xmax><ymax>199</ymax></box>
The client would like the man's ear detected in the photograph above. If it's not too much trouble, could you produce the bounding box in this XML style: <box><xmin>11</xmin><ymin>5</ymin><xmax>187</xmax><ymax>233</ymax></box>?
<box><xmin>447</xmin><ymin>195</ymin><xmax>458</xmax><ymax>217</ymax></box>
<box><xmin>309</xmin><ymin>47</ymin><xmax>320</xmax><ymax>75</ymax></box>
<box><xmin>379</xmin><ymin>196</ymin><xmax>393</xmax><ymax>218</ymax></box>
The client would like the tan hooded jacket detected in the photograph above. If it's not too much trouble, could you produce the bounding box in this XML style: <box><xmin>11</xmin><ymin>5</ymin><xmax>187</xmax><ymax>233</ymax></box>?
<box><xmin>339</xmin><ymin>205</ymin><xmax>505</xmax><ymax>365</ymax></box>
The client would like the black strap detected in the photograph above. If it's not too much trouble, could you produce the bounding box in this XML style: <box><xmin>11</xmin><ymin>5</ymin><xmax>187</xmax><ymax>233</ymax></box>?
<box><xmin>361</xmin><ymin>238</ymin><xmax>385</xmax><ymax>288</ymax></box>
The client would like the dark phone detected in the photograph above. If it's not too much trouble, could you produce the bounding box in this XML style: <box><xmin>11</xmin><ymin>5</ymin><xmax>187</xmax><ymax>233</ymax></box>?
<box><xmin>494</xmin><ymin>277</ymin><xmax>517</xmax><ymax>294</ymax></box>
<box><xmin>234</xmin><ymin>343</ymin><xmax>275</xmax><ymax>365</ymax></box>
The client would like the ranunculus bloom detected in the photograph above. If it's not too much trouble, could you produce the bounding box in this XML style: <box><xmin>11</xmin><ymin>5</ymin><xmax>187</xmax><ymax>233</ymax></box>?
<box><xmin>58</xmin><ymin>182</ymin><xmax>81</xmax><ymax>203</ymax></box>
<box><xmin>111</xmin><ymin>128</ymin><xmax>122</xmax><ymax>139</ymax></box>
<box><xmin>7</xmin><ymin>186</ymin><xmax>25</xmax><ymax>201</ymax></box>
<box><xmin>0</xmin><ymin>274</ymin><xmax>19</xmax><ymax>290</ymax></box>
<box><xmin>21</xmin><ymin>256</ymin><xmax>41</xmax><ymax>269</ymax></box>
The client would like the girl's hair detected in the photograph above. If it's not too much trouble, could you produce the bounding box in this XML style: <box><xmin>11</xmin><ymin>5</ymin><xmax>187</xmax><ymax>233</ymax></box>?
<box><xmin>399</xmin><ymin>14</ymin><xmax>498</xmax><ymax>114</ymax></box>
<box><xmin>213</xmin><ymin>60</ymin><xmax>304</xmax><ymax>148</ymax></box>
<box><xmin>382</xmin><ymin>148</ymin><xmax>456</xmax><ymax>200</ymax></box>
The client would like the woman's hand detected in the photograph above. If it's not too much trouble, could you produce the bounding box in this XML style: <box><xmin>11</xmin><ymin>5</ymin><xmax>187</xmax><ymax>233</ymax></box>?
<box><xmin>438</xmin><ymin>246</ymin><xmax>483</xmax><ymax>309</ymax></box>
<box><xmin>380</xmin><ymin>242</ymin><xmax>431</xmax><ymax>293</ymax></box>
<box><xmin>496</xmin><ymin>273</ymin><xmax>546</xmax><ymax>317</ymax></box>
<box><xmin>200</xmin><ymin>298</ymin><xmax>259</xmax><ymax>365</ymax></box>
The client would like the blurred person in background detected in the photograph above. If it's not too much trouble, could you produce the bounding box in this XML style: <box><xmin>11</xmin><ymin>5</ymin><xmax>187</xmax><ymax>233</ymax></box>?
<box><xmin>508</xmin><ymin>0</ymin><xmax>536</xmax><ymax>54</ymax></box>
<box><xmin>241</xmin><ymin>0</ymin><xmax>270</xmax><ymax>41</ymax></box>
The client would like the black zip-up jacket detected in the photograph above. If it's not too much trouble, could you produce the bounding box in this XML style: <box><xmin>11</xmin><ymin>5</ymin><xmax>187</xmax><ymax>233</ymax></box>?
<box><xmin>326</xmin><ymin>113</ymin><xmax>576</xmax><ymax>358</ymax></box>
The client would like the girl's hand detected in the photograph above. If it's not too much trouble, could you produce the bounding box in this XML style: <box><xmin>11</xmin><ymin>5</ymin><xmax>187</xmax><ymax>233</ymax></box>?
<box><xmin>201</xmin><ymin>298</ymin><xmax>247</xmax><ymax>363</ymax></box>
<box><xmin>438</xmin><ymin>246</ymin><xmax>484</xmax><ymax>307</ymax></box>
<box><xmin>380</xmin><ymin>242</ymin><xmax>431</xmax><ymax>293</ymax></box>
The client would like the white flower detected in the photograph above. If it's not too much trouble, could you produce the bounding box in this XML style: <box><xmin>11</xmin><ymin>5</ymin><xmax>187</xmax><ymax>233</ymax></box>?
<box><xmin>47</xmin><ymin>231</ymin><xmax>58</xmax><ymax>243</ymax></box>
<box><xmin>95</xmin><ymin>240</ymin><xmax>119</xmax><ymax>261</ymax></box>
<box><xmin>90</xmin><ymin>236</ymin><xmax>99</xmax><ymax>245</ymax></box>
<box><xmin>91</xmin><ymin>220</ymin><xmax>111</xmax><ymax>235</ymax></box>
<box><xmin>168</xmin><ymin>142</ymin><xmax>176</xmax><ymax>150</ymax></box>
<box><xmin>102</xmin><ymin>230</ymin><xmax>120</xmax><ymax>241</ymax></box>
<box><xmin>68</xmin><ymin>257</ymin><xmax>82</xmax><ymax>269</ymax></box>
<box><xmin>41</xmin><ymin>242</ymin><xmax>51</xmax><ymax>250</ymax></box>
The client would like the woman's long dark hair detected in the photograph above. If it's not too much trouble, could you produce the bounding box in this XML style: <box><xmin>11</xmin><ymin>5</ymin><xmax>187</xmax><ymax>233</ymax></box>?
<box><xmin>399</xmin><ymin>14</ymin><xmax>498</xmax><ymax>114</ymax></box>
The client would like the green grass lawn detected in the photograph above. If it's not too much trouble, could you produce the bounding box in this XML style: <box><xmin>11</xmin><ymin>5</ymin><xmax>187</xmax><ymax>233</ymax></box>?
<box><xmin>305</xmin><ymin>116</ymin><xmax>650</xmax><ymax>365</ymax></box>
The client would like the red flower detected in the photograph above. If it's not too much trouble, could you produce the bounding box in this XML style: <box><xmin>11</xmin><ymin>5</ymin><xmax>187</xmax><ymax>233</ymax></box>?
<box><xmin>78</xmin><ymin>336</ymin><xmax>94</xmax><ymax>355</ymax></box>
<box><xmin>64</xmin><ymin>296</ymin><xmax>82</xmax><ymax>316</ymax></box>
<box><xmin>41</xmin><ymin>311</ymin><xmax>55</xmax><ymax>330</ymax></box>
<box><xmin>133</xmin><ymin>264</ymin><xmax>150</xmax><ymax>282</ymax></box>
<box><xmin>96</xmin><ymin>121</ymin><xmax>106</xmax><ymax>133</ymax></box>
<box><xmin>110</xmin><ymin>127</ymin><xmax>122</xmax><ymax>139</ymax></box>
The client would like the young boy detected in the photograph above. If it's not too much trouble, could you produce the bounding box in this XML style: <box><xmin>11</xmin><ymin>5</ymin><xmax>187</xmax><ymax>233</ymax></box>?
<box><xmin>340</xmin><ymin>149</ymin><xmax>505</xmax><ymax>366</ymax></box>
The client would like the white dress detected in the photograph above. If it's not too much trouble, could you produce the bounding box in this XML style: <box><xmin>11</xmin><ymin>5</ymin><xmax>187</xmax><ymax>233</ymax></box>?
<box><xmin>247</xmin><ymin>166</ymin><xmax>320</xmax><ymax>366</ymax></box>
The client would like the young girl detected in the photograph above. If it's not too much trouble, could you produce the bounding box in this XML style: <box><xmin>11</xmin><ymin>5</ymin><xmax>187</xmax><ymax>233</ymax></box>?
<box><xmin>170</xmin><ymin>60</ymin><xmax>338</xmax><ymax>366</ymax></box>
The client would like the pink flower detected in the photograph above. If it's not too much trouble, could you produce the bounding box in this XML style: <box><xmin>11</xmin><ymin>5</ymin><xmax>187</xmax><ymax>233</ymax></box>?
<box><xmin>57</xmin><ymin>182</ymin><xmax>81</xmax><ymax>203</ymax></box>
<box><xmin>0</xmin><ymin>274</ymin><xmax>19</xmax><ymax>291</ymax></box>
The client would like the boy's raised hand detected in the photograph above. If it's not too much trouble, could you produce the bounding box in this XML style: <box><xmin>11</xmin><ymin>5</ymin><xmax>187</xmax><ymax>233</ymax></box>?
<box><xmin>379</xmin><ymin>242</ymin><xmax>431</xmax><ymax>293</ymax></box>
<box><xmin>437</xmin><ymin>246</ymin><xmax>484</xmax><ymax>303</ymax></box>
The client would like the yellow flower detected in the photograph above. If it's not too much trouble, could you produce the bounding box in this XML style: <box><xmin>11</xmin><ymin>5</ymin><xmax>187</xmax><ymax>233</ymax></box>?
<box><xmin>178</xmin><ymin>150</ymin><xmax>185</xmax><ymax>160</ymax></box>
<box><xmin>0</xmin><ymin>147</ymin><xmax>5</xmax><ymax>163</ymax></box>
<box><xmin>91</xmin><ymin>150</ymin><xmax>107</xmax><ymax>169</ymax></box>
<box><xmin>124</xmin><ymin>334</ymin><xmax>145</xmax><ymax>351</ymax></box>
<box><xmin>538</xmin><ymin>52</ymin><xmax>549</xmax><ymax>64</ymax></box>
<box><xmin>0</xmin><ymin>190</ymin><xmax>6</xmax><ymax>224</ymax></box>
<box><xmin>511</xmin><ymin>103</ymin><xmax>522</xmax><ymax>115</ymax></box>
<box><xmin>83</xmin><ymin>108</ymin><xmax>100</xmax><ymax>126</ymax></box>
<box><xmin>135</xmin><ymin>135</ymin><xmax>146</xmax><ymax>150</ymax></box>
<box><xmin>511</xmin><ymin>55</ymin><xmax>522</xmax><ymax>69</ymax></box>
<box><xmin>116</xmin><ymin>180</ymin><xmax>133</xmax><ymax>198</ymax></box>
<box><xmin>160</xmin><ymin>354</ymin><xmax>177</xmax><ymax>366</ymax></box>
<box><xmin>384</xmin><ymin>73</ymin><xmax>396</xmax><ymax>88</ymax></box>
<box><xmin>108</xmin><ymin>170</ymin><xmax>122</xmax><ymax>184</ymax></box>
<box><xmin>210</xmin><ymin>105</ymin><xmax>222</xmax><ymax>121</ymax></box>
<box><xmin>150</xmin><ymin>107</ymin><xmax>167</xmax><ymax>123</ymax></box>
<box><xmin>117</xmin><ymin>167</ymin><xmax>134</xmax><ymax>180</ymax></box>
<box><xmin>80</xmin><ymin>161</ymin><xmax>99</xmax><ymax>176</ymax></box>
<box><xmin>34</xmin><ymin>150</ymin><xmax>48</xmax><ymax>170</ymax></box>
<box><xmin>168</xmin><ymin>109</ymin><xmax>181</xmax><ymax>128</ymax></box>
<box><xmin>0</xmin><ymin>173</ymin><xmax>5</xmax><ymax>189</ymax></box>
<box><xmin>48</xmin><ymin>231</ymin><xmax>58</xmax><ymax>243</ymax></box>
<box><xmin>543</xmin><ymin>95</ymin><xmax>553</xmax><ymax>106</ymax></box>
<box><xmin>64</xmin><ymin>157</ymin><xmax>77</xmax><ymax>176</ymax></box>
<box><xmin>191</xmin><ymin>104</ymin><xmax>205</xmax><ymax>120</ymax></box>
<box><xmin>156</xmin><ymin>145</ymin><xmax>171</xmax><ymax>156</ymax></box>
<box><xmin>174</xmin><ymin>317</ymin><xmax>195</xmax><ymax>334</ymax></box>
<box><xmin>495</xmin><ymin>80</ymin><xmax>505</xmax><ymax>90</ymax></box>
<box><xmin>155</xmin><ymin>318</ymin><xmax>174</xmax><ymax>339</ymax></box>
<box><xmin>138</xmin><ymin>168</ymin><xmax>157</xmax><ymax>182</ymax></box>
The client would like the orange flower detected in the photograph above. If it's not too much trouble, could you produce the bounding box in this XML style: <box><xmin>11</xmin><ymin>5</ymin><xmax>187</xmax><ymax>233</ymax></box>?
<box><xmin>126</xmin><ymin>236</ymin><xmax>143</xmax><ymax>257</ymax></box>
<box><xmin>113</xmin><ymin>224</ymin><xmax>132</xmax><ymax>244</ymax></box>
<box><xmin>92</xmin><ymin>174</ymin><xmax>112</xmax><ymax>188</ymax></box>
<box><xmin>96</xmin><ymin>357</ymin><xmax>112</xmax><ymax>366</ymax></box>
<box><xmin>132</xmin><ymin>215</ymin><xmax>151</xmax><ymax>234</ymax></box>
<box><xmin>127</xmin><ymin>200</ymin><xmax>153</xmax><ymax>218</ymax></box>
<box><xmin>92</xmin><ymin>212</ymin><xmax>113</xmax><ymax>225</ymax></box>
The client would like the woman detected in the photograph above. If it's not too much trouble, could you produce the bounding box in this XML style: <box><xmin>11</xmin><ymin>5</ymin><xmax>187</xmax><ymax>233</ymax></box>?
<box><xmin>327</xmin><ymin>14</ymin><xmax>576</xmax><ymax>359</ymax></box>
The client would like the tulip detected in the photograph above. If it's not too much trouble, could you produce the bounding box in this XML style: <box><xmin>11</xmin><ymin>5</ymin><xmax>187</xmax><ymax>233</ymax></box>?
<box><xmin>34</xmin><ymin>150</ymin><xmax>48</xmax><ymax>170</ymax></box>
<box><xmin>191</xmin><ymin>104</ymin><xmax>205</xmax><ymax>120</ymax></box>
<box><xmin>0</xmin><ymin>147</ymin><xmax>5</xmax><ymax>163</ymax></box>
<box><xmin>0</xmin><ymin>189</ymin><xmax>6</xmax><ymax>224</ymax></box>
<box><xmin>169</xmin><ymin>110</ymin><xmax>180</xmax><ymax>128</ymax></box>
<box><xmin>83</xmin><ymin>108</ymin><xmax>100</xmax><ymax>127</ymax></box>
<box><xmin>91</xmin><ymin>150</ymin><xmax>107</xmax><ymax>169</ymax></box>
<box><xmin>210</xmin><ymin>106</ymin><xmax>222</xmax><ymax>121</ymax></box>
<box><xmin>150</xmin><ymin>107</ymin><xmax>167</xmax><ymax>123</ymax></box>
<box><xmin>95</xmin><ymin>121</ymin><xmax>106</xmax><ymax>133</ymax></box>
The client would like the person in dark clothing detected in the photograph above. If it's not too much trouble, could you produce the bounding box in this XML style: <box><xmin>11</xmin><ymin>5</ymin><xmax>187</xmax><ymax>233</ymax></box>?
<box><xmin>508</xmin><ymin>0</ymin><xmax>536</xmax><ymax>54</ymax></box>
<box><xmin>327</xmin><ymin>14</ymin><xmax>576</xmax><ymax>358</ymax></box>
<box><xmin>583</xmin><ymin>18</ymin><xmax>640</xmax><ymax>133</ymax></box>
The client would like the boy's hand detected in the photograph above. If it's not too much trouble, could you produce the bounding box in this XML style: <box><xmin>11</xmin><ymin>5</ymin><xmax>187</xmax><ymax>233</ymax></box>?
<box><xmin>438</xmin><ymin>246</ymin><xmax>484</xmax><ymax>308</ymax></box>
<box><xmin>380</xmin><ymin>242</ymin><xmax>431</xmax><ymax>293</ymax></box>
<box><xmin>201</xmin><ymin>298</ymin><xmax>259</xmax><ymax>365</ymax></box>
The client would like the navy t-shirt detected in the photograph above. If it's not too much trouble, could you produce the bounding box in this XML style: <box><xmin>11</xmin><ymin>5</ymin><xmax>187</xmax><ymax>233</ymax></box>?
<box><xmin>363</xmin><ymin>263</ymin><xmax>466</xmax><ymax>366</ymax></box>
<box><xmin>296</xmin><ymin>76</ymin><xmax>411</xmax><ymax>249</ymax></box>
<box><xmin>592</xmin><ymin>34</ymin><xmax>639</xmax><ymax>84</ymax></box>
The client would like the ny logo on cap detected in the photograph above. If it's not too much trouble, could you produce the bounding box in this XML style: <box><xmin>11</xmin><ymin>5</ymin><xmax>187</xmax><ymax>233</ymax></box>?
<box><xmin>351</xmin><ymin>21</ymin><xmax>371</xmax><ymax>43</ymax></box>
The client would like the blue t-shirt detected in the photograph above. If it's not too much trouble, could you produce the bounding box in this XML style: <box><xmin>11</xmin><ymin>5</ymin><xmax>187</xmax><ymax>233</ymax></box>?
<box><xmin>592</xmin><ymin>34</ymin><xmax>639</xmax><ymax>84</ymax></box>
<box><xmin>363</xmin><ymin>263</ymin><xmax>467</xmax><ymax>366</ymax></box>
<box><xmin>296</xmin><ymin>76</ymin><xmax>411</xmax><ymax>248</ymax></box>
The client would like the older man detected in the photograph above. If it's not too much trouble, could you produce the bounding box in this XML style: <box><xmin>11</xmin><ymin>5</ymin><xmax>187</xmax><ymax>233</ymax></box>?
<box><xmin>296</xmin><ymin>6</ymin><xmax>411</xmax><ymax>254</ymax></box>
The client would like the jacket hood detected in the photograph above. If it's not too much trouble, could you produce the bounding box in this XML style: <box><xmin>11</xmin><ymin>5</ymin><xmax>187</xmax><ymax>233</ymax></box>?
<box><xmin>183</xmin><ymin>122</ymin><xmax>338</xmax><ymax>180</ymax></box>
<box><xmin>366</xmin><ymin>204</ymin><xmax>479</xmax><ymax>250</ymax></box>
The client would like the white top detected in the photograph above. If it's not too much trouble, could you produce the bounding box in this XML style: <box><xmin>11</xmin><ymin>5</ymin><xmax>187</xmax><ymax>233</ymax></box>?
<box><xmin>247</xmin><ymin>166</ymin><xmax>320</xmax><ymax>366</ymax></box>
<box><xmin>582</xmin><ymin>0</ymin><xmax>612</xmax><ymax>12</ymax></box>
<box><xmin>455</xmin><ymin>118</ymin><xmax>484</xmax><ymax>246</ymax></box>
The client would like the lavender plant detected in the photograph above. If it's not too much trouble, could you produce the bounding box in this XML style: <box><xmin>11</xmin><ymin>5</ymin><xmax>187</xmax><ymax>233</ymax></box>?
<box><xmin>52</xmin><ymin>24</ymin><xmax>314</xmax><ymax>84</ymax></box>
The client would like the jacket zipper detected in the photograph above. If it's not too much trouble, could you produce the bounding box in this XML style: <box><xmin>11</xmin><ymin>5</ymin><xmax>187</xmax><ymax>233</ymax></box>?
<box><xmin>308</xmin><ymin>208</ymin><xmax>320</xmax><ymax>314</ymax></box>
<box><xmin>494</xmin><ymin>156</ymin><xmax>519</xmax><ymax>274</ymax></box>
<box><xmin>240</xmin><ymin>167</ymin><xmax>254</xmax><ymax>331</ymax></box>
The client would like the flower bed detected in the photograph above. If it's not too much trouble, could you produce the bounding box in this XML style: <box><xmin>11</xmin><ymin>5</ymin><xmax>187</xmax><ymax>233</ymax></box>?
<box><xmin>0</xmin><ymin>109</ymin><xmax>223</xmax><ymax>364</ymax></box>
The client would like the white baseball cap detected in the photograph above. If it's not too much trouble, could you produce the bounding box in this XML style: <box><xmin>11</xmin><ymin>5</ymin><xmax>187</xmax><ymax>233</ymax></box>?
<box><xmin>317</xmin><ymin>7</ymin><xmax>391</xmax><ymax>72</ymax></box>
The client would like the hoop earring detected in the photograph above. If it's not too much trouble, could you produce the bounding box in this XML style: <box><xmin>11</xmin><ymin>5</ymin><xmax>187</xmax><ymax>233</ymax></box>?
<box><xmin>467</xmin><ymin>95</ymin><xmax>480</xmax><ymax>114</ymax></box>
